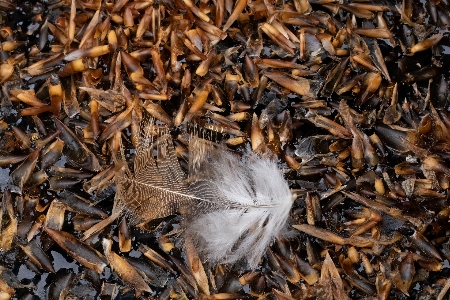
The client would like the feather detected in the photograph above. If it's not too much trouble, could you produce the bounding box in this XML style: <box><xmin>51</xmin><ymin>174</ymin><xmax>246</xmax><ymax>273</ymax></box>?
<box><xmin>115</xmin><ymin>122</ymin><xmax>197</xmax><ymax>225</ymax></box>
<box><xmin>186</xmin><ymin>146</ymin><xmax>294</xmax><ymax>268</ymax></box>
<box><xmin>114</xmin><ymin>117</ymin><xmax>294</xmax><ymax>268</ymax></box>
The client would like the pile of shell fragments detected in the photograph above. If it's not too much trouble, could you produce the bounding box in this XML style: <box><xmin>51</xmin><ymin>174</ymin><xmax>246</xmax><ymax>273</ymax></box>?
<box><xmin>0</xmin><ymin>0</ymin><xmax>450</xmax><ymax>299</ymax></box>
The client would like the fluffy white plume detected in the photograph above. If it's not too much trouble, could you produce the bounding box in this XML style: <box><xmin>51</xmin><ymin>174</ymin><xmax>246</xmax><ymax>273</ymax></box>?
<box><xmin>185</xmin><ymin>149</ymin><xmax>294</xmax><ymax>268</ymax></box>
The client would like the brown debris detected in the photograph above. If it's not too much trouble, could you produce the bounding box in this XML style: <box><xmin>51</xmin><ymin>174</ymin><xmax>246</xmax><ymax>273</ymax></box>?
<box><xmin>1</xmin><ymin>0</ymin><xmax>450</xmax><ymax>298</ymax></box>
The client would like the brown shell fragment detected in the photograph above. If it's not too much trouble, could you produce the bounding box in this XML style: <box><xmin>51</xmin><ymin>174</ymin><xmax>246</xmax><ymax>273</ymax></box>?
<box><xmin>410</xmin><ymin>34</ymin><xmax>443</xmax><ymax>54</ymax></box>
<box><xmin>357</xmin><ymin>72</ymin><xmax>382</xmax><ymax>105</ymax></box>
<box><xmin>143</xmin><ymin>102</ymin><xmax>173</xmax><ymax>126</ymax></box>
<box><xmin>293</xmin><ymin>224</ymin><xmax>375</xmax><ymax>247</ymax></box>
<box><xmin>8</xmin><ymin>148</ymin><xmax>40</xmax><ymax>195</ymax></box>
<box><xmin>46</xmin><ymin>272</ymin><xmax>78</xmax><ymax>300</ymax></box>
<box><xmin>138</xmin><ymin>244</ymin><xmax>175</xmax><ymax>272</ymax></box>
<box><xmin>351</xmin><ymin>129</ymin><xmax>364</xmax><ymax>169</ymax></box>
<box><xmin>0</xmin><ymin>63</ymin><xmax>14</xmax><ymax>84</ymax></box>
<box><xmin>118</xmin><ymin>217</ymin><xmax>131</xmax><ymax>253</ymax></box>
<box><xmin>383</xmin><ymin>105</ymin><xmax>402</xmax><ymax>125</ymax></box>
<box><xmin>320</xmin><ymin>252</ymin><xmax>350</xmax><ymax>300</ymax></box>
<box><xmin>185</xmin><ymin>85</ymin><xmax>211</xmax><ymax>122</ymax></box>
<box><xmin>308</xmin><ymin>115</ymin><xmax>352</xmax><ymax>139</ymax></box>
<box><xmin>0</xmin><ymin>190</ymin><xmax>17</xmax><ymax>251</ymax></box>
<box><xmin>64</xmin><ymin>45</ymin><xmax>110</xmax><ymax>62</ymax></box>
<box><xmin>0</xmin><ymin>154</ymin><xmax>27</xmax><ymax>167</ymax></box>
<box><xmin>41</xmin><ymin>138</ymin><xmax>64</xmax><ymax>169</ymax></box>
<box><xmin>223</xmin><ymin>0</ymin><xmax>247</xmax><ymax>31</ymax></box>
<box><xmin>48</xmin><ymin>177</ymin><xmax>81</xmax><ymax>190</ymax></box>
<box><xmin>0</xmin><ymin>278</ymin><xmax>15</xmax><ymax>299</ymax></box>
<box><xmin>102</xmin><ymin>239</ymin><xmax>152</xmax><ymax>296</ymax></box>
<box><xmin>54</xmin><ymin>117</ymin><xmax>101</xmax><ymax>171</ymax></box>
<box><xmin>72</xmin><ymin>215</ymin><xmax>102</xmax><ymax>231</ymax></box>
<box><xmin>185</xmin><ymin>238</ymin><xmax>210</xmax><ymax>295</ymax></box>
<box><xmin>392</xmin><ymin>253</ymin><xmax>415</xmax><ymax>296</ymax></box>
<box><xmin>264</xmin><ymin>71</ymin><xmax>311</xmax><ymax>97</ymax></box>
<box><xmin>362</xmin><ymin>133</ymin><xmax>379</xmax><ymax>167</ymax></box>
<box><xmin>44</xmin><ymin>228</ymin><xmax>107</xmax><ymax>273</ymax></box>
<box><xmin>296</xmin><ymin>255</ymin><xmax>319</xmax><ymax>285</ymax></box>
<box><xmin>18</xmin><ymin>241</ymin><xmax>55</xmax><ymax>273</ymax></box>
<box><xmin>150</xmin><ymin>46</ymin><xmax>168</xmax><ymax>92</ymax></box>
<box><xmin>44</xmin><ymin>200</ymin><xmax>66</xmax><ymax>231</ymax></box>
<box><xmin>83</xmin><ymin>165</ymin><xmax>115</xmax><ymax>195</ymax></box>
<box><xmin>11</xmin><ymin>126</ymin><xmax>31</xmax><ymax>149</ymax></box>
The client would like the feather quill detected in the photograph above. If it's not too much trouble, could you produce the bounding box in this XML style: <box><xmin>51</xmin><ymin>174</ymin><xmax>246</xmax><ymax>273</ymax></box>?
<box><xmin>114</xmin><ymin>117</ymin><xmax>294</xmax><ymax>268</ymax></box>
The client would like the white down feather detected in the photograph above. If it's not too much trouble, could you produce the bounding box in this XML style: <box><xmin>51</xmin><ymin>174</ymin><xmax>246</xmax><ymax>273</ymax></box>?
<box><xmin>185</xmin><ymin>150</ymin><xmax>293</xmax><ymax>268</ymax></box>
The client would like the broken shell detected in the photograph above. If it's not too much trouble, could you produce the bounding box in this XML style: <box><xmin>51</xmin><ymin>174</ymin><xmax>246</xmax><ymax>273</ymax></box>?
<box><xmin>8</xmin><ymin>148</ymin><xmax>40</xmax><ymax>195</ymax></box>
<box><xmin>102</xmin><ymin>238</ymin><xmax>152</xmax><ymax>296</ymax></box>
